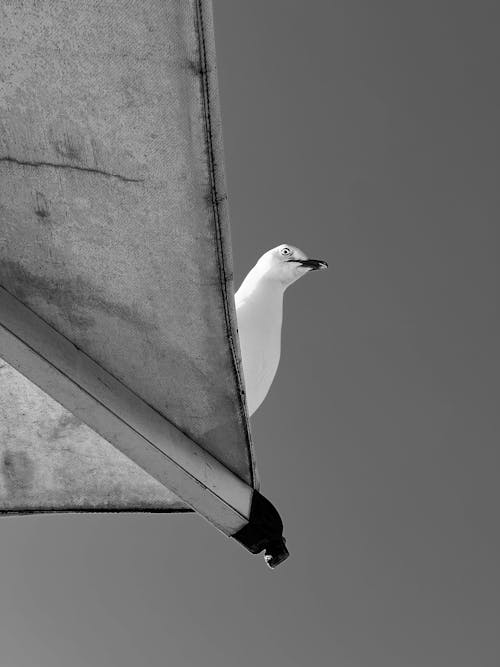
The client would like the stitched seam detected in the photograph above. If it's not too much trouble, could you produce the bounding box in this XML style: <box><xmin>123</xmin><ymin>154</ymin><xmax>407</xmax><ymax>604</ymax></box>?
<box><xmin>195</xmin><ymin>0</ymin><xmax>256</xmax><ymax>487</ymax></box>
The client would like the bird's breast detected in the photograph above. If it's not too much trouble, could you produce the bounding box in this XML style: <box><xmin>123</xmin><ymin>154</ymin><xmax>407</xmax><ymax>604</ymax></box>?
<box><xmin>235</xmin><ymin>292</ymin><xmax>283</xmax><ymax>416</ymax></box>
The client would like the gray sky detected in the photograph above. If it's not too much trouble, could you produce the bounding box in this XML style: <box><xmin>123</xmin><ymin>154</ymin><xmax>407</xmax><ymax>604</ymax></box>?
<box><xmin>1</xmin><ymin>2</ymin><xmax>500</xmax><ymax>666</ymax></box>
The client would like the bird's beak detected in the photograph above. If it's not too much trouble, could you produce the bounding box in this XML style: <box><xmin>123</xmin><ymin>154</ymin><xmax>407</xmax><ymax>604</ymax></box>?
<box><xmin>297</xmin><ymin>258</ymin><xmax>328</xmax><ymax>271</ymax></box>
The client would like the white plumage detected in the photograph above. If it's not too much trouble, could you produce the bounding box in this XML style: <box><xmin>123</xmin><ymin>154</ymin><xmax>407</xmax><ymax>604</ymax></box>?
<box><xmin>235</xmin><ymin>244</ymin><xmax>328</xmax><ymax>416</ymax></box>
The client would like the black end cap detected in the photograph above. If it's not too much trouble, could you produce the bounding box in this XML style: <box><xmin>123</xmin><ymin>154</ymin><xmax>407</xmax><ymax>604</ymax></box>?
<box><xmin>232</xmin><ymin>490</ymin><xmax>289</xmax><ymax>568</ymax></box>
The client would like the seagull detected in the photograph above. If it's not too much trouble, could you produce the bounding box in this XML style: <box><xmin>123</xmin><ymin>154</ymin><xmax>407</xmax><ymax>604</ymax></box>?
<box><xmin>235</xmin><ymin>244</ymin><xmax>328</xmax><ymax>416</ymax></box>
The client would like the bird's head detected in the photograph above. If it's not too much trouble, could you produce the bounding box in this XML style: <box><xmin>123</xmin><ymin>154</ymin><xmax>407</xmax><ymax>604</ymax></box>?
<box><xmin>255</xmin><ymin>244</ymin><xmax>328</xmax><ymax>288</ymax></box>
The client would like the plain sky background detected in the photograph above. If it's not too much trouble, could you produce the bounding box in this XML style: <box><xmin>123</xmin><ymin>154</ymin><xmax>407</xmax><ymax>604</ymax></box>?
<box><xmin>1</xmin><ymin>2</ymin><xmax>500</xmax><ymax>666</ymax></box>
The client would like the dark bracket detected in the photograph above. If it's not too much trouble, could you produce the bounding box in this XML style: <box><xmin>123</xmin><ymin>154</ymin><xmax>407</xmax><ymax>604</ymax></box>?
<box><xmin>232</xmin><ymin>490</ymin><xmax>289</xmax><ymax>568</ymax></box>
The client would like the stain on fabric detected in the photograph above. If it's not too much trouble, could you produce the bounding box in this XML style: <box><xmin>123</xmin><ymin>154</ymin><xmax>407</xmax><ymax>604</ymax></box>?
<box><xmin>2</xmin><ymin>450</ymin><xmax>35</xmax><ymax>491</ymax></box>
<box><xmin>34</xmin><ymin>191</ymin><xmax>50</xmax><ymax>219</ymax></box>
<box><xmin>186</xmin><ymin>58</ymin><xmax>203</xmax><ymax>77</ymax></box>
<box><xmin>0</xmin><ymin>259</ymin><xmax>152</xmax><ymax>333</ymax></box>
<box><xmin>49</xmin><ymin>124</ymin><xmax>84</xmax><ymax>162</ymax></box>
<box><xmin>50</xmin><ymin>412</ymin><xmax>82</xmax><ymax>441</ymax></box>
<box><xmin>120</xmin><ymin>74</ymin><xmax>147</xmax><ymax>108</ymax></box>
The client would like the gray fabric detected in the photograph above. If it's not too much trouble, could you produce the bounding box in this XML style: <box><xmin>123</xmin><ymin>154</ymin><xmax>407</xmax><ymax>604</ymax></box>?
<box><xmin>0</xmin><ymin>361</ymin><xmax>190</xmax><ymax>513</ymax></box>
<box><xmin>0</xmin><ymin>0</ymin><xmax>256</xmax><ymax>512</ymax></box>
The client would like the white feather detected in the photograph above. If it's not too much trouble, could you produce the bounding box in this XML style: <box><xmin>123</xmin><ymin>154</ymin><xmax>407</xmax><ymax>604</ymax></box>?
<box><xmin>235</xmin><ymin>244</ymin><xmax>327</xmax><ymax>416</ymax></box>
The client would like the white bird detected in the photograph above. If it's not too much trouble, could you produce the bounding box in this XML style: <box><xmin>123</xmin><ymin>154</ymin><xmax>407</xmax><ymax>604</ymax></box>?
<box><xmin>235</xmin><ymin>244</ymin><xmax>328</xmax><ymax>416</ymax></box>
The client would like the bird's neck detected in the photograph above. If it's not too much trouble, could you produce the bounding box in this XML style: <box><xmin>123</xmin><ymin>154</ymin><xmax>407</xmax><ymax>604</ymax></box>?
<box><xmin>236</xmin><ymin>265</ymin><xmax>285</xmax><ymax>305</ymax></box>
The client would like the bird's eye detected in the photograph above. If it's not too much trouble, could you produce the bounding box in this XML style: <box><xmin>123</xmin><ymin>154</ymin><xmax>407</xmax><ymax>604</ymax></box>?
<box><xmin>280</xmin><ymin>247</ymin><xmax>292</xmax><ymax>256</ymax></box>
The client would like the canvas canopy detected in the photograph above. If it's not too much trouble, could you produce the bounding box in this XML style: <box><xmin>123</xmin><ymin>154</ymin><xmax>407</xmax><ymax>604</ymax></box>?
<box><xmin>0</xmin><ymin>0</ymin><xmax>288</xmax><ymax>567</ymax></box>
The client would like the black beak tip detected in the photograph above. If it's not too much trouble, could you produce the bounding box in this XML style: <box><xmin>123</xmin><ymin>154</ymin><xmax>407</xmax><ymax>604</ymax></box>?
<box><xmin>305</xmin><ymin>259</ymin><xmax>328</xmax><ymax>271</ymax></box>
<box><xmin>288</xmin><ymin>258</ymin><xmax>329</xmax><ymax>270</ymax></box>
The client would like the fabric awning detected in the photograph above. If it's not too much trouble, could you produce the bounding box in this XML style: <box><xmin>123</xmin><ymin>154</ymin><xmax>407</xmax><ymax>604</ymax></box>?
<box><xmin>0</xmin><ymin>0</ymin><xmax>256</xmax><ymax>510</ymax></box>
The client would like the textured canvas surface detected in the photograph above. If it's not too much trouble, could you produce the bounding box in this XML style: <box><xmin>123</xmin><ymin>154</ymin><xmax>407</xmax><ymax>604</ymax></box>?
<box><xmin>0</xmin><ymin>0</ymin><xmax>256</xmax><ymax>512</ymax></box>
